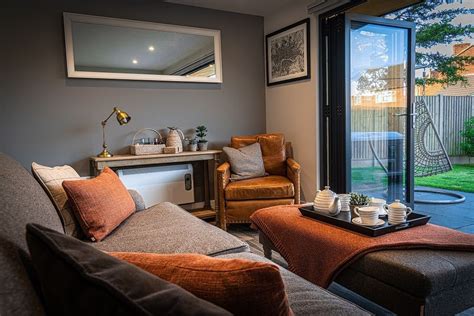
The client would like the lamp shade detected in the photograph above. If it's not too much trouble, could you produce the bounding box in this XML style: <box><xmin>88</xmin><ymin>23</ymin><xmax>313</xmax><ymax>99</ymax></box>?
<box><xmin>115</xmin><ymin>108</ymin><xmax>131</xmax><ymax>125</ymax></box>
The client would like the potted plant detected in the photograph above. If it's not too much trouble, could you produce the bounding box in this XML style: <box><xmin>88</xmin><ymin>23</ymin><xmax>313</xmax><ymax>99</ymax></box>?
<box><xmin>196</xmin><ymin>125</ymin><xmax>208</xmax><ymax>151</ymax></box>
<box><xmin>349</xmin><ymin>192</ymin><xmax>370</xmax><ymax>212</ymax></box>
<box><xmin>187</xmin><ymin>138</ymin><xmax>198</xmax><ymax>152</ymax></box>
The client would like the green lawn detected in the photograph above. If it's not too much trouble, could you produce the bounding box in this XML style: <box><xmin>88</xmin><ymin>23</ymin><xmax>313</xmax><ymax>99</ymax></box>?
<box><xmin>415</xmin><ymin>164</ymin><xmax>474</xmax><ymax>193</ymax></box>
<box><xmin>352</xmin><ymin>164</ymin><xmax>474</xmax><ymax>193</ymax></box>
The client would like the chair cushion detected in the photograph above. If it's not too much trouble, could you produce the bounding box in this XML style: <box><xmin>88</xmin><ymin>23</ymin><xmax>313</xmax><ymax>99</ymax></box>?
<box><xmin>223</xmin><ymin>143</ymin><xmax>266</xmax><ymax>181</ymax></box>
<box><xmin>31</xmin><ymin>162</ymin><xmax>82</xmax><ymax>237</ymax></box>
<box><xmin>226</xmin><ymin>199</ymin><xmax>295</xmax><ymax>223</ymax></box>
<box><xmin>110</xmin><ymin>252</ymin><xmax>292</xmax><ymax>316</ymax></box>
<box><xmin>217</xmin><ymin>252</ymin><xmax>369</xmax><ymax>316</ymax></box>
<box><xmin>225</xmin><ymin>176</ymin><xmax>294</xmax><ymax>201</ymax></box>
<box><xmin>91</xmin><ymin>202</ymin><xmax>249</xmax><ymax>256</ymax></box>
<box><xmin>62</xmin><ymin>167</ymin><xmax>136</xmax><ymax>242</ymax></box>
<box><xmin>26</xmin><ymin>223</ymin><xmax>230</xmax><ymax>316</ymax></box>
<box><xmin>231</xmin><ymin>134</ymin><xmax>286</xmax><ymax>176</ymax></box>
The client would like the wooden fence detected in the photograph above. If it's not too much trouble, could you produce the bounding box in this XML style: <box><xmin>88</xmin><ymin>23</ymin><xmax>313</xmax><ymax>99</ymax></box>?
<box><xmin>351</xmin><ymin>95</ymin><xmax>474</xmax><ymax>160</ymax></box>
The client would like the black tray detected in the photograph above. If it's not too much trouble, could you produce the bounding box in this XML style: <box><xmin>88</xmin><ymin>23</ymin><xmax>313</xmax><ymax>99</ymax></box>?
<box><xmin>299</xmin><ymin>205</ymin><xmax>430</xmax><ymax>237</ymax></box>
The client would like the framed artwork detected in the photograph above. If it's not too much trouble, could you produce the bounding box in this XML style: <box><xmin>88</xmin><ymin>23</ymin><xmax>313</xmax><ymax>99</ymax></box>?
<box><xmin>266</xmin><ymin>18</ymin><xmax>310</xmax><ymax>86</ymax></box>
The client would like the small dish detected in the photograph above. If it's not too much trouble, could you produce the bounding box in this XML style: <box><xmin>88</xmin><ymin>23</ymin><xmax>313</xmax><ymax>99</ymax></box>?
<box><xmin>352</xmin><ymin>217</ymin><xmax>385</xmax><ymax>227</ymax></box>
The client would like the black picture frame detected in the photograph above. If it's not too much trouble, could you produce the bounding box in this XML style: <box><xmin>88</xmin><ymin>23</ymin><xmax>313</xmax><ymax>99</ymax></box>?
<box><xmin>266</xmin><ymin>18</ymin><xmax>311</xmax><ymax>86</ymax></box>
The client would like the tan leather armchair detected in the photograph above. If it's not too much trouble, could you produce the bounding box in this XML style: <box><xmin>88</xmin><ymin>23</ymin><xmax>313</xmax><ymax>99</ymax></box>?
<box><xmin>217</xmin><ymin>134</ymin><xmax>301</xmax><ymax>230</ymax></box>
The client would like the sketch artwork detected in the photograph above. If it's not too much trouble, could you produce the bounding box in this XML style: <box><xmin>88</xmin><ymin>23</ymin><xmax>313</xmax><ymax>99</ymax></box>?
<box><xmin>270</xmin><ymin>29</ymin><xmax>305</xmax><ymax>78</ymax></box>
<box><xmin>266</xmin><ymin>19</ymin><xmax>310</xmax><ymax>86</ymax></box>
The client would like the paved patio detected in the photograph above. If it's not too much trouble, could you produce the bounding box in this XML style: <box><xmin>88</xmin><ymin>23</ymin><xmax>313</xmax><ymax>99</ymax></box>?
<box><xmin>414</xmin><ymin>187</ymin><xmax>474</xmax><ymax>234</ymax></box>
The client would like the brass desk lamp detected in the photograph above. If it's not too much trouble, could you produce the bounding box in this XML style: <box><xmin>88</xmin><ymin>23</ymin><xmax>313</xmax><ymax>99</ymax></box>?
<box><xmin>97</xmin><ymin>107</ymin><xmax>131</xmax><ymax>158</ymax></box>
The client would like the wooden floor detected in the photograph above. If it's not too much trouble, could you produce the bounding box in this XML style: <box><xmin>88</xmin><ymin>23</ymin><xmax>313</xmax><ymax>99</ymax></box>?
<box><xmin>227</xmin><ymin>224</ymin><xmax>288</xmax><ymax>267</ymax></box>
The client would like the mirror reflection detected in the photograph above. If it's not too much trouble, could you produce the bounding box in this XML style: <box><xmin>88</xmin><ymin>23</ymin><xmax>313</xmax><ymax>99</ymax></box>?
<box><xmin>64</xmin><ymin>13</ymin><xmax>222</xmax><ymax>82</ymax></box>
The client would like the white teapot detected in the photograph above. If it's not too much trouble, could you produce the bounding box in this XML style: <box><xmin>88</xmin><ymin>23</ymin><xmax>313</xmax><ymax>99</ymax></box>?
<box><xmin>313</xmin><ymin>186</ymin><xmax>341</xmax><ymax>216</ymax></box>
<box><xmin>384</xmin><ymin>199</ymin><xmax>412</xmax><ymax>224</ymax></box>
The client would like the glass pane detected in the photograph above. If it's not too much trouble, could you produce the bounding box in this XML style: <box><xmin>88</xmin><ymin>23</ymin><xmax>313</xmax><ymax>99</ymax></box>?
<box><xmin>71</xmin><ymin>21</ymin><xmax>216</xmax><ymax>77</ymax></box>
<box><xmin>350</xmin><ymin>22</ymin><xmax>408</xmax><ymax>202</ymax></box>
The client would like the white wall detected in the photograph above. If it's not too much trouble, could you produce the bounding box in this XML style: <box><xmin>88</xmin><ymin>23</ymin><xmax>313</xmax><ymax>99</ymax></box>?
<box><xmin>264</xmin><ymin>0</ymin><xmax>319</xmax><ymax>201</ymax></box>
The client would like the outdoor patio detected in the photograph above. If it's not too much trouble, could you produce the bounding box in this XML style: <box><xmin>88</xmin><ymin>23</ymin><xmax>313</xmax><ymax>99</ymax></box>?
<box><xmin>415</xmin><ymin>187</ymin><xmax>474</xmax><ymax>233</ymax></box>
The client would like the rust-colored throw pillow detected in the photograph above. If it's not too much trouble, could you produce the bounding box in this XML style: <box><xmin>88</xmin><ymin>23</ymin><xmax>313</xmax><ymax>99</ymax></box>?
<box><xmin>110</xmin><ymin>252</ymin><xmax>293</xmax><ymax>316</ymax></box>
<box><xmin>62</xmin><ymin>167</ymin><xmax>135</xmax><ymax>242</ymax></box>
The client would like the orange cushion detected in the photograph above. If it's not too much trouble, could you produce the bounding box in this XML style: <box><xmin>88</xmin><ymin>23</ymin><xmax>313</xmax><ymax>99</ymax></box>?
<box><xmin>110</xmin><ymin>252</ymin><xmax>292</xmax><ymax>316</ymax></box>
<box><xmin>225</xmin><ymin>175</ymin><xmax>295</xmax><ymax>200</ymax></box>
<box><xmin>62</xmin><ymin>167</ymin><xmax>135</xmax><ymax>242</ymax></box>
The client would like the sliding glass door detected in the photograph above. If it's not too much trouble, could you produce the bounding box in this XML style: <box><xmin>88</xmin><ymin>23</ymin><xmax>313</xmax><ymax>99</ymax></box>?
<box><xmin>320</xmin><ymin>13</ymin><xmax>415</xmax><ymax>205</ymax></box>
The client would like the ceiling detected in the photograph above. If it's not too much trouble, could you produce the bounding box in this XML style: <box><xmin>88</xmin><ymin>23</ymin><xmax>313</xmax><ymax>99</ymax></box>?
<box><xmin>164</xmin><ymin>0</ymin><xmax>423</xmax><ymax>17</ymax></box>
<box><xmin>164</xmin><ymin>0</ymin><xmax>300</xmax><ymax>17</ymax></box>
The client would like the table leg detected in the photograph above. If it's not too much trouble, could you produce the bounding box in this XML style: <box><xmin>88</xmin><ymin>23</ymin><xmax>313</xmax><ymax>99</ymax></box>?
<box><xmin>259</xmin><ymin>232</ymin><xmax>273</xmax><ymax>260</ymax></box>
<box><xmin>203</xmin><ymin>160</ymin><xmax>211</xmax><ymax>209</ymax></box>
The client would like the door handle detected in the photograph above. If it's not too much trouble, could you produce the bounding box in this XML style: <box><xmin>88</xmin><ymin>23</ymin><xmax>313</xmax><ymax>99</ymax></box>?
<box><xmin>392</xmin><ymin>113</ymin><xmax>417</xmax><ymax>117</ymax></box>
<box><xmin>392</xmin><ymin>112</ymin><xmax>418</xmax><ymax>128</ymax></box>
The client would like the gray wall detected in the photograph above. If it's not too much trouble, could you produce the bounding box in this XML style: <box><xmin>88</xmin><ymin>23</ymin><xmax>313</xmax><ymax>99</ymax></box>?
<box><xmin>1</xmin><ymin>0</ymin><xmax>265</xmax><ymax>175</ymax></box>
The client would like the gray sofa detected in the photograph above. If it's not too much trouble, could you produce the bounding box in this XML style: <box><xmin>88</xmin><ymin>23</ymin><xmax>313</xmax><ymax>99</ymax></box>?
<box><xmin>0</xmin><ymin>153</ymin><xmax>368</xmax><ymax>316</ymax></box>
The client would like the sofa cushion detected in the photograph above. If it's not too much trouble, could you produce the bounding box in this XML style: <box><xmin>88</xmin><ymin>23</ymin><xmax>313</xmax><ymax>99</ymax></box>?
<box><xmin>217</xmin><ymin>252</ymin><xmax>369</xmax><ymax>316</ymax></box>
<box><xmin>231</xmin><ymin>134</ymin><xmax>287</xmax><ymax>176</ymax></box>
<box><xmin>26</xmin><ymin>223</ymin><xmax>230</xmax><ymax>316</ymax></box>
<box><xmin>62</xmin><ymin>167</ymin><xmax>136</xmax><ymax>242</ymax></box>
<box><xmin>111</xmin><ymin>252</ymin><xmax>292</xmax><ymax>316</ymax></box>
<box><xmin>225</xmin><ymin>175</ymin><xmax>294</xmax><ymax>200</ymax></box>
<box><xmin>31</xmin><ymin>162</ymin><xmax>82</xmax><ymax>237</ymax></box>
<box><xmin>0</xmin><ymin>153</ymin><xmax>64</xmax><ymax>316</ymax></box>
<box><xmin>223</xmin><ymin>143</ymin><xmax>266</xmax><ymax>181</ymax></box>
<box><xmin>91</xmin><ymin>202</ymin><xmax>249</xmax><ymax>256</ymax></box>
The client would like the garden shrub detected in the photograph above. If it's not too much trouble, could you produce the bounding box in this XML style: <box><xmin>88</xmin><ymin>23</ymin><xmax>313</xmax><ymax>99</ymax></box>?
<box><xmin>460</xmin><ymin>117</ymin><xmax>474</xmax><ymax>157</ymax></box>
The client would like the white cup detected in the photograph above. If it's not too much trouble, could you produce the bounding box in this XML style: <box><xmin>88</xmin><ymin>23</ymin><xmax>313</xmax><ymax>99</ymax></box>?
<box><xmin>354</xmin><ymin>206</ymin><xmax>379</xmax><ymax>225</ymax></box>
<box><xmin>369</xmin><ymin>198</ymin><xmax>387</xmax><ymax>216</ymax></box>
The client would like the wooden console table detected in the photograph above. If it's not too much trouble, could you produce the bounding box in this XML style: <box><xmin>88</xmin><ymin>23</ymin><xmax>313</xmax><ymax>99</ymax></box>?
<box><xmin>90</xmin><ymin>150</ymin><xmax>222</xmax><ymax>220</ymax></box>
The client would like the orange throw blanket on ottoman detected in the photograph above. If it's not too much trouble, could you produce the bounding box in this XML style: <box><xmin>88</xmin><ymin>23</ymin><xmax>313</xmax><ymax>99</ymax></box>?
<box><xmin>250</xmin><ymin>205</ymin><xmax>474</xmax><ymax>288</ymax></box>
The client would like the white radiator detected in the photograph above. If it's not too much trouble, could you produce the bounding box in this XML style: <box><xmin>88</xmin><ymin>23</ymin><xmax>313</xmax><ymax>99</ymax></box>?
<box><xmin>117</xmin><ymin>164</ymin><xmax>194</xmax><ymax>208</ymax></box>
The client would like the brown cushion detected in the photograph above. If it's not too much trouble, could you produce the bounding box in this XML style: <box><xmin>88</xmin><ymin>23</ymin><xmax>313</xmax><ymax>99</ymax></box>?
<box><xmin>225</xmin><ymin>175</ymin><xmax>294</xmax><ymax>200</ymax></box>
<box><xmin>110</xmin><ymin>252</ymin><xmax>292</xmax><ymax>316</ymax></box>
<box><xmin>62</xmin><ymin>167</ymin><xmax>135</xmax><ymax>242</ymax></box>
<box><xmin>31</xmin><ymin>162</ymin><xmax>82</xmax><ymax>237</ymax></box>
<box><xmin>231</xmin><ymin>134</ymin><xmax>287</xmax><ymax>176</ymax></box>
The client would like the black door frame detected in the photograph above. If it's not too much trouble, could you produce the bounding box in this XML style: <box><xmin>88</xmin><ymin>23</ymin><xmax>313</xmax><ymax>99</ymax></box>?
<box><xmin>319</xmin><ymin>12</ymin><xmax>416</xmax><ymax>205</ymax></box>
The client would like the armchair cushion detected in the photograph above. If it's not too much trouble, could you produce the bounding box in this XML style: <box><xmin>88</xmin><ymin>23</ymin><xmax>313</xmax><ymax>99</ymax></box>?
<box><xmin>225</xmin><ymin>176</ymin><xmax>294</xmax><ymax>201</ymax></box>
<box><xmin>231</xmin><ymin>134</ymin><xmax>286</xmax><ymax>176</ymax></box>
<box><xmin>223</xmin><ymin>143</ymin><xmax>265</xmax><ymax>181</ymax></box>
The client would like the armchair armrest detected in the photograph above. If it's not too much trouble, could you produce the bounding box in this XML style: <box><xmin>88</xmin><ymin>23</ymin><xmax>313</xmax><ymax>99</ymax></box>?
<box><xmin>216</xmin><ymin>162</ymin><xmax>231</xmax><ymax>230</ymax></box>
<box><xmin>287</xmin><ymin>158</ymin><xmax>301</xmax><ymax>204</ymax></box>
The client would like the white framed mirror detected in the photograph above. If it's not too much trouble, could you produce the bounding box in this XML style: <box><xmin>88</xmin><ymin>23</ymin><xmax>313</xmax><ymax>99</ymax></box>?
<box><xmin>63</xmin><ymin>13</ymin><xmax>223</xmax><ymax>83</ymax></box>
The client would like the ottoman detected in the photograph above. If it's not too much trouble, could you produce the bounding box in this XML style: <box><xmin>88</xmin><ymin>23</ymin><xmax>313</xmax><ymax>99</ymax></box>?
<box><xmin>253</xmin><ymin>206</ymin><xmax>474</xmax><ymax>316</ymax></box>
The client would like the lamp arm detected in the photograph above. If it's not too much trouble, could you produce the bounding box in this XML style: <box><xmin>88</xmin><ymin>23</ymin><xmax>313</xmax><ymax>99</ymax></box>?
<box><xmin>101</xmin><ymin>107</ymin><xmax>118</xmax><ymax>125</ymax></box>
<box><xmin>100</xmin><ymin>107</ymin><xmax>118</xmax><ymax>152</ymax></box>
<box><xmin>101</xmin><ymin>122</ymin><xmax>108</xmax><ymax>150</ymax></box>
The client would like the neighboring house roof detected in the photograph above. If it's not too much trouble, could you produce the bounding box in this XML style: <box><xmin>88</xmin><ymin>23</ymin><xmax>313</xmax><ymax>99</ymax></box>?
<box><xmin>455</xmin><ymin>43</ymin><xmax>473</xmax><ymax>57</ymax></box>
<box><xmin>418</xmin><ymin>43</ymin><xmax>474</xmax><ymax>96</ymax></box>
